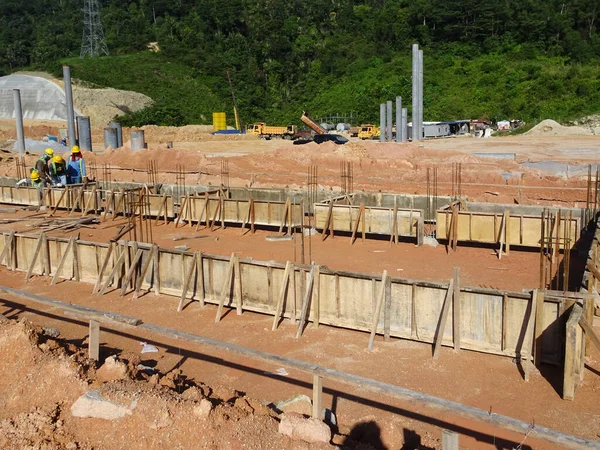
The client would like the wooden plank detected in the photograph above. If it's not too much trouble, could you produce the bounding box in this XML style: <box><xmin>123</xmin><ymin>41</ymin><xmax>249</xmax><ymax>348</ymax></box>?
<box><xmin>312</xmin><ymin>374</ymin><xmax>323</xmax><ymax>419</ymax></box>
<box><xmin>295</xmin><ymin>264</ymin><xmax>316</xmax><ymax>338</ymax></box>
<box><xmin>51</xmin><ymin>236</ymin><xmax>75</xmax><ymax>285</ymax></box>
<box><xmin>501</xmin><ymin>293</ymin><xmax>508</xmax><ymax>352</ymax></box>
<box><xmin>98</xmin><ymin>250</ymin><xmax>126</xmax><ymax>296</ymax></box>
<box><xmin>72</xmin><ymin>236</ymin><xmax>80</xmax><ymax>282</ymax></box>
<box><xmin>25</xmin><ymin>233</ymin><xmax>45</xmax><ymax>281</ymax></box>
<box><xmin>368</xmin><ymin>270</ymin><xmax>388</xmax><ymax>351</ymax></box>
<box><xmin>178</xmin><ymin>251</ymin><xmax>198</xmax><ymax>312</ymax></box>
<box><xmin>350</xmin><ymin>203</ymin><xmax>364</xmax><ymax>245</ymax></box>
<box><xmin>563</xmin><ymin>304</ymin><xmax>583</xmax><ymax>400</ymax></box>
<box><xmin>384</xmin><ymin>275</ymin><xmax>391</xmax><ymax>341</ymax></box>
<box><xmin>0</xmin><ymin>232</ymin><xmax>14</xmax><ymax>269</ymax></box>
<box><xmin>321</xmin><ymin>201</ymin><xmax>334</xmax><ymax>241</ymax></box>
<box><xmin>119</xmin><ymin>249</ymin><xmax>144</xmax><ymax>297</ymax></box>
<box><xmin>505</xmin><ymin>210</ymin><xmax>511</xmax><ymax>255</ymax></box>
<box><xmin>453</xmin><ymin>267</ymin><xmax>461</xmax><ymax>352</ymax></box>
<box><xmin>234</xmin><ymin>255</ymin><xmax>243</xmax><ymax>315</ymax></box>
<box><xmin>523</xmin><ymin>290</ymin><xmax>538</xmax><ymax>381</ymax></box>
<box><xmin>534</xmin><ymin>289</ymin><xmax>545</xmax><ymax>367</ymax></box>
<box><xmin>133</xmin><ymin>244</ymin><xmax>155</xmax><ymax>299</ymax></box>
<box><xmin>411</xmin><ymin>283</ymin><xmax>417</xmax><ymax>339</ymax></box>
<box><xmin>313</xmin><ymin>265</ymin><xmax>320</xmax><ymax>328</ymax></box>
<box><xmin>93</xmin><ymin>242</ymin><xmax>115</xmax><ymax>294</ymax></box>
<box><xmin>152</xmin><ymin>244</ymin><xmax>160</xmax><ymax>296</ymax></box>
<box><xmin>215</xmin><ymin>253</ymin><xmax>235</xmax><ymax>322</ymax></box>
<box><xmin>579</xmin><ymin>314</ymin><xmax>600</xmax><ymax>352</ymax></box>
<box><xmin>197</xmin><ymin>253</ymin><xmax>205</xmax><ymax>306</ymax></box>
<box><xmin>272</xmin><ymin>261</ymin><xmax>292</xmax><ymax>331</ymax></box>
<box><xmin>88</xmin><ymin>320</ymin><xmax>100</xmax><ymax>361</ymax></box>
<box><xmin>433</xmin><ymin>278</ymin><xmax>455</xmax><ymax>360</ymax></box>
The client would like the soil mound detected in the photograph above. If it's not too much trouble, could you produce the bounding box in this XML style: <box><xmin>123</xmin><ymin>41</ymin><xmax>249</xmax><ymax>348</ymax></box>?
<box><xmin>525</xmin><ymin>119</ymin><xmax>592</xmax><ymax>137</ymax></box>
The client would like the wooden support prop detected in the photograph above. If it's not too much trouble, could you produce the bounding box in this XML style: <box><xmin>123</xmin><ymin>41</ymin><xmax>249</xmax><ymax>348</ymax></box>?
<box><xmin>25</xmin><ymin>233</ymin><xmax>47</xmax><ymax>281</ymax></box>
<box><xmin>501</xmin><ymin>293</ymin><xmax>508</xmax><ymax>352</ymax></box>
<box><xmin>234</xmin><ymin>255</ymin><xmax>243</xmax><ymax>315</ymax></box>
<box><xmin>132</xmin><ymin>245</ymin><xmax>155</xmax><ymax>299</ymax></box>
<box><xmin>102</xmin><ymin>190</ymin><xmax>114</xmax><ymax>221</ymax></box>
<box><xmin>433</xmin><ymin>278</ymin><xmax>455</xmax><ymax>360</ymax></box>
<box><xmin>451</xmin><ymin>206</ymin><xmax>459</xmax><ymax>251</ymax></box>
<box><xmin>295</xmin><ymin>263</ymin><xmax>316</xmax><ymax>338</ymax></box>
<box><xmin>587</xmin><ymin>262</ymin><xmax>600</xmax><ymax>288</ymax></box>
<box><xmin>389</xmin><ymin>204</ymin><xmax>399</xmax><ymax>246</ymax></box>
<box><xmin>522</xmin><ymin>290</ymin><xmax>538</xmax><ymax>381</ymax></box>
<box><xmin>563</xmin><ymin>304</ymin><xmax>584</xmax><ymax>401</ymax></box>
<box><xmin>220</xmin><ymin>194</ymin><xmax>225</xmax><ymax>230</ymax></box>
<box><xmin>579</xmin><ymin>314</ymin><xmax>600</xmax><ymax>352</ymax></box>
<box><xmin>453</xmin><ymin>267</ymin><xmax>461</xmax><ymax>352</ymax></box>
<box><xmin>49</xmin><ymin>187</ymin><xmax>68</xmax><ymax>217</ymax></box>
<box><xmin>313</xmin><ymin>265</ymin><xmax>321</xmax><ymax>328</ymax></box>
<box><xmin>0</xmin><ymin>232</ymin><xmax>15</xmax><ymax>269</ymax></box>
<box><xmin>112</xmin><ymin>189</ymin><xmax>125</xmax><ymax>221</ymax></box>
<box><xmin>442</xmin><ymin>430</ymin><xmax>459</xmax><ymax>450</ymax></box>
<box><xmin>88</xmin><ymin>320</ymin><xmax>100</xmax><ymax>361</ymax></box>
<box><xmin>278</xmin><ymin>198</ymin><xmax>291</xmax><ymax>235</ymax></box>
<box><xmin>350</xmin><ymin>203</ymin><xmax>365</xmax><ymax>245</ymax></box>
<box><xmin>196</xmin><ymin>193</ymin><xmax>210</xmax><ymax>232</ymax></box>
<box><xmin>215</xmin><ymin>253</ymin><xmax>236</xmax><ymax>322</ymax></box>
<box><xmin>505</xmin><ymin>210</ymin><xmax>511</xmax><ymax>255</ymax></box>
<box><xmin>312</xmin><ymin>374</ymin><xmax>323</xmax><ymax>419</ymax></box>
<box><xmin>72</xmin><ymin>236</ymin><xmax>80</xmax><ymax>282</ymax></box>
<box><xmin>417</xmin><ymin>217</ymin><xmax>424</xmax><ymax>246</ymax></box>
<box><xmin>178</xmin><ymin>251</ymin><xmax>199</xmax><ymax>312</ymax></box>
<box><xmin>384</xmin><ymin>275</ymin><xmax>391</xmax><ymax>341</ymax></box>
<box><xmin>175</xmin><ymin>195</ymin><xmax>189</xmax><ymax>228</ymax></box>
<box><xmin>98</xmin><ymin>249</ymin><xmax>126</xmax><ymax>296</ymax></box>
<box><xmin>210</xmin><ymin>197</ymin><xmax>221</xmax><ymax>231</ymax></box>
<box><xmin>93</xmin><ymin>242</ymin><xmax>115</xmax><ymax>294</ymax></box>
<box><xmin>322</xmin><ymin>201</ymin><xmax>334</xmax><ymax>241</ymax></box>
<box><xmin>119</xmin><ymin>248</ymin><xmax>144</xmax><ymax>297</ymax></box>
<box><xmin>152</xmin><ymin>244</ymin><xmax>160</xmax><ymax>296</ymax></box>
<box><xmin>82</xmin><ymin>185</ymin><xmax>97</xmax><ymax>216</ymax></box>
<box><xmin>155</xmin><ymin>194</ymin><xmax>168</xmax><ymax>225</ymax></box>
<box><xmin>272</xmin><ymin>261</ymin><xmax>292</xmax><ymax>331</ymax></box>
<box><xmin>69</xmin><ymin>186</ymin><xmax>85</xmax><ymax>215</ymax></box>
<box><xmin>51</xmin><ymin>236</ymin><xmax>76</xmax><ymax>285</ymax></box>
<box><xmin>533</xmin><ymin>290</ymin><xmax>545</xmax><ymax>367</ymax></box>
<box><xmin>368</xmin><ymin>270</ymin><xmax>388</xmax><ymax>351</ymax></box>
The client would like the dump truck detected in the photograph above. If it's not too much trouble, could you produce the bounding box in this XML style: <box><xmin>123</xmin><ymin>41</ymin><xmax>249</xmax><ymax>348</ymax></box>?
<box><xmin>300</xmin><ymin>112</ymin><xmax>325</xmax><ymax>135</ymax></box>
<box><xmin>247</xmin><ymin>123</ymin><xmax>297</xmax><ymax>139</ymax></box>
<box><xmin>358</xmin><ymin>124</ymin><xmax>379</xmax><ymax>140</ymax></box>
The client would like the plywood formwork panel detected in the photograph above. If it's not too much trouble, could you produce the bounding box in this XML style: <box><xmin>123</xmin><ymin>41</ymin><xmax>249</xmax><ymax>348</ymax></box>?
<box><xmin>314</xmin><ymin>204</ymin><xmax>420</xmax><ymax>237</ymax></box>
<box><xmin>389</xmin><ymin>282</ymin><xmax>413</xmax><ymax>338</ymax></box>
<box><xmin>437</xmin><ymin>210</ymin><xmax>579</xmax><ymax>248</ymax></box>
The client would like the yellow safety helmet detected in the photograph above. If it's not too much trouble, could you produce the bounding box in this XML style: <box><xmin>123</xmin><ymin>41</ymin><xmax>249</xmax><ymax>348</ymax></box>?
<box><xmin>30</xmin><ymin>170</ymin><xmax>40</xmax><ymax>181</ymax></box>
<box><xmin>44</xmin><ymin>148</ymin><xmax>54</xmax><ymax>156</ymax></box>
<box><xmin>53</xmin><ymin>155</ymin><xmax>64</xmax><ymax>164</ymax></box>
<box><xmin>71</xmin><ymin>145</ymin><xmax>81</xmax><ymax>153</ymax></box>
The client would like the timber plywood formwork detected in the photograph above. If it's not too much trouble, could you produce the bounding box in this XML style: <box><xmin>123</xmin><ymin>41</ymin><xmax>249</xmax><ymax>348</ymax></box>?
<box><xmin>437</xmin><ymin>207</ymin><xmax>581</xmax><ymax>249</ymax></box>
<box><xmin>314</xmin><ymin>203</ymin><xmax>421</xmax><ymax>237</ymax></box>
<box><xmin>0</xmin><ymin>232</ymin><xmax>569</xmax><ymax>365</ymax></box>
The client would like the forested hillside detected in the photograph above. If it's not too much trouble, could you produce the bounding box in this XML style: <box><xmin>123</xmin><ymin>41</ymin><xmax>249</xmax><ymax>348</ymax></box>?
<box><xmin>1</xmin><ymin>0</ymin><xmax>599</xmax><ymax>126</ymax></box>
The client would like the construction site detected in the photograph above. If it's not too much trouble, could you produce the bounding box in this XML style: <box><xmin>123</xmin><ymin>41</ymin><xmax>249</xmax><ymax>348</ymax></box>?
<box><xmin>0</xmin><ymin>63</ymin><xmax>599</xmax><ymax>450</ymax></box>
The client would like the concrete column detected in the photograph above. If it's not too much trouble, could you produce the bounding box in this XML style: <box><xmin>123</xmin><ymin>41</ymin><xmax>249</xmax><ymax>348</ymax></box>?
<box><xmin>418</xmin><ymin>49</ymin><xmax>424</xmax><ymax>141</ymax></box>
<box><xmin>76</xmin><ymin>116</ymin><xmax>92</xmax><ymax>151</ymax></box>
<box><xmin>401</xmin><ymin>108</ymin><xmax>408</xmax><ymax>142</ymax></box>
<box><xmin>103</xmin><ymin>127</ymin><xmax>118</xmax><ymax>150</ymax></box>
<box><xmin>412</xmin><ymin>44</ymin><xmax>419</xmax><ymax>141</ymax></box>
<box><xmin>395</xmin><ymin>96</ymin><xmax>402</xmax><ymax>143</ymax></box>
<box><xmin>63</xmin><ymin>65</ymin><xmax>77</xmax><ymax>147</ymax></box>
<box><xmin>379</xmin><ymin>103</ymin><xmax>386</xmax><ymax>143</ymax></box>
<box><xmin>12</xmin><ymin>89</ymin><xmax>25</xmax><ymax>157</ymax></box>
<box><xmin>131</xmin><ymin>130</ymin><xmax>146</xmax><ymax>151</ymax></box>
<box><xmin>386</xmin><ymin>101</ymin><xmax>393</xmax><ymax>142</ymax></box>
<box><xmin>109</xmin><ymin>121</ymin><xmax>123</xmax><ymax>148</ymax></box>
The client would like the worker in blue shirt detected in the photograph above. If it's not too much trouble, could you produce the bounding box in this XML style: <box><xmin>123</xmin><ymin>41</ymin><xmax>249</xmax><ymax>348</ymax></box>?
<box><xmin>66</xmin><ymin>145</ymin><xmax>87</xmax><ymax>184</ymax></box>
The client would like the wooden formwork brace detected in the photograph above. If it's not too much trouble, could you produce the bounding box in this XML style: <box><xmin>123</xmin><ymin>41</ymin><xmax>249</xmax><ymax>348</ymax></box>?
<box><xmin>25</xmin><ymin>232</ymin><xmax>50</xmax><ymax>281</ymax></box>
<box><xmin>51</xmin><ymin>236</ymin><xmax>77</xmax><ymax>285</ymax></box>
<box><xmin>272</xmin><ymin>261</ymin><xmax>293</xmax><ymax>331</ymax></box>
<box><xmin>0</xmin><ymin>231</ymin><xmax>15</xmax><ymax>270</ymax></box>
<box><xmin>368</xmin><ymin>270</ymin><xmax>388</xmax><ymax>351</ymax></box>
<box><xmin>119</xmin><ymin>248</ymin><xmax>144</xmax><ymax>297</ymax></box>
<box><xmin>350</xmin><ymin>203</ymin><xmax>366</xmax><ymax>245</ymax></box>
<box><xmin>432</xmin><ymin>277</ymin><xmax>455</xmax><ymax>360</ymax></box>
<box><xmin>102</xmin><ymin>190</ymin><xmax>115</xmax><ymax>221</ymax></box>
<box><xmin>215</xmin><ymin>253</ymin><xmax>242</xmax><ymax>322</ymax></box>
<box><xmin>132</xmin><ymin>244</ymin><xmax>160</xmax><ymax>300</ymax></box>
<box><xmin>389</xmin><ymin>203</ymin><xmax>399</xmax><ymax>246</ymax></box>
<box><xmin>209</xmin><ymin>197</ymin><xmax>221</xmax><ymax>231</ymax></box>
<box><xmin>154</xmin><ymin>194</ymin><xmax>169</xmax><ymax>225</ymax></box>
<box><xmin>49</xmin><ymin>187</ymin><xmax>69</xmax><ymax>217</ymax></box>
<box><xmin>178</xmin><ymin>251</ymin><xmax>205</xmax><ymax>312</ymax></box>
<box><xmin>278</xmin><ymin>198</ymin><xmax>292</xmax><ymax>235</ymax></box>
<box><xmin>93</xmin><ymin>241</ymin><xmax>115</xmax><ymax>293</ymax></box>
<box><xmin>111</xmin><ymin>189</ymin><xmax>126</xmax><ymax>221</ymax></box>
<box><xmin>175</xmin><ymin>194</ymin><xmax>189</xmax><ymax>228</ymax></box>
<box><xmin>69</xmin><ymin>186</ymin><xmax>85</xmax><ymax>216</ymax></box>
<box><xmin>195</xmin><ymin>193</ymin><xmax>210</xmax><ymax>232</ymax></box>
<box><xmin>98</xmin><ymin>245</ymin><xmax>127</xmax><ymax>296</ymax></box>
<box><xmin>321</xmin><ymin>201</ymin><xmax>335</xmax><ymax>241</ymax></box>
<box><xmin>295</xmin><ymin>263</ymin><xmax>316</xmax><ymax>339</ymax></box>
<box><xmin>453</xmin><ymin>267</ymin><xmax>461</xmax><ymax>352</ymax></box>
<box><xmin>241</xmin><ymin>198</ymin><xmax>256</xmax><ymax>235</ymax></box>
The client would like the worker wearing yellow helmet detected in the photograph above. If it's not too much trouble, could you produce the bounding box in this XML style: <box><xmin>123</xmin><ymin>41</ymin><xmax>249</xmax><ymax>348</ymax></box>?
<box><xmin>33</xmin><ymin>148</ymin><xmax>54</xmax><ymax>187</ymax></box>
<box><xmin>66</xmin><ymin>145</ymin><xmax>87</xmax><ymax>184</ymax></box>
<box><xmin>50</xmin><ymin>155</ymin><xmax>67</xmax><ymax>186</ymax></box>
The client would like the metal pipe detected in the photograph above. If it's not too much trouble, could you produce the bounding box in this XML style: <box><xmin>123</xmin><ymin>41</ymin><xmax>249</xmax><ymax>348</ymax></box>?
<box><xmin>12</xmin><ymin>89</ymin><xmax>25</xmax><ymax>157</ymax></box>
<box><xmin>418</xmin><ymin>49</ymin><xmax>424</xmax><ymax>141</ymax></box>
<box><xmin>131</xmin><ymin>130</ymin><xmax>146</xmax><ymax>151</ymax></box>
<box><xmin>401</xmin><ymin>108</ymin><xmax>408</xmax><ymax>143</ymax></box>
<box><xmin>386</xmin><ymin>101</ymin><xmax>393</xmax><ymax>143</ymax></box>
<box><xmin>109</xmin><ymin>121</ymin><xmax>123</xmax><ymax>148</ymax></box>
<box><xmin>412</xmin><ymin>44</ymin><xmax>419</xmax><ymax>141</ymax></box>
<box><xmin>103</xmin><ymin>127</ymin><xmax>118</xmax><ymax>150</ymax></box>
<box><xmin>76</xmin><ymin>116</ymin><xmax>92</xmax><ymax>151</ymax></box>
<box><xmin>379</xmin><ymin>104</ymin><xmax>386</xmax><ymax>143</ymax></box>
<box><xmin>396</xmin><ymin>96</ymin><xmax>402</xmax><ymax>143</ymax></box>
<box><xmin>62</xmin><ymin>65</ymin><xmax>77</xmax><ymax>147</ymax></box>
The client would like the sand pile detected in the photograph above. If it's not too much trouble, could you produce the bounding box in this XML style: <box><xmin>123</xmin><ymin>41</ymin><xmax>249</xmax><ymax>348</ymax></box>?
<box><xmin>525</xmin><ymin>119</ymin><xmax>592</xmax><ymax>137</ymax></box>
<box><xmin>573</xmin><ymin>114</ymin><xmax>600</xmax><ymax>135</ymax></box>
<box><xmin>72</xmin><ymin>85</ymin><xmax>153</xmax><ymax>126</ymax></box>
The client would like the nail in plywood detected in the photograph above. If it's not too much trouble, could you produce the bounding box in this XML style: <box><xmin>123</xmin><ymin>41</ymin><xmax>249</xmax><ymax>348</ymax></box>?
<box><xmin>433</xmin><ymin>278</ymin><xmax>455</xmax><ymax>360</ymax></box>
<box><xmin>368</xmin><ymin>270</ymin><xmax>388</xmax><ymax>351</ymax></box>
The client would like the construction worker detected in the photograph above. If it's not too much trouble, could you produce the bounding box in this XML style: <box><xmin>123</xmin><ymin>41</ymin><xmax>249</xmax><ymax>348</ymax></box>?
<box><xmin>30</xmin><ymin>170</ymin><xmax>44</xmax><ymax>203</ymax></box>
<box><xmin>34</xmin><ymin>148</ymin><xmax>53</xmax><ymax>187</ymax></box>
<box><xmin>66</xmin><ymin>145</ymin><xmax>87</xmax><ymax>184</ymax></box>
<box><xmin>50</xmin><ymin>155</ymin><xmax>67</xmax><ymax>186</ymax></box>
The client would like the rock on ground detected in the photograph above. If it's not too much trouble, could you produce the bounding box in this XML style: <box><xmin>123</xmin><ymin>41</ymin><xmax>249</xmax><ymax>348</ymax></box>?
<box><xmin>276</xmin><ymin>394</ymin><xmax>312</xmax><ymax>416</ymax></box>
<box><xmin>278</xmin><ymin>413</ymin><xmax>332</xmax><ymax>444</ymax></box>
<box><xmin>71</xmin><ymin>390</ymin><xmax>135</xmax><ymax>420</ymax></box>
